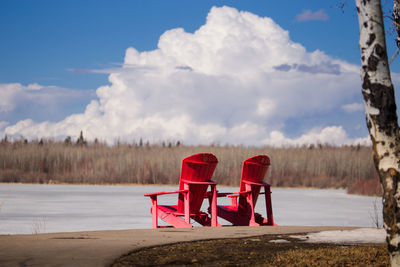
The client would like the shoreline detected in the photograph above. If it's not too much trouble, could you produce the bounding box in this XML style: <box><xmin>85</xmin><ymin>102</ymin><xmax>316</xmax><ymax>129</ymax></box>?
<box><xmin>2</xmin><ymin>182</ymin><xmax>382</xmax><ymax>198</ymax></box>
<box><xmin>0</xmin><ymin>181</ymin><xmax>349</xmax><ymax>191</ymax></box>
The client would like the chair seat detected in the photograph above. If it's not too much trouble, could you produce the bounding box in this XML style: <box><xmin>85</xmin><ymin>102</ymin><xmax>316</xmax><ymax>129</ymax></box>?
<box><xmin>158</xmin><ymin>205</ymin><xmax>178</xmax><ymax>213</ymax></box>
<box><xmin>158</xmin><ymin>205</ymin><xmax>210</xmax><ymax>217</ymax></box>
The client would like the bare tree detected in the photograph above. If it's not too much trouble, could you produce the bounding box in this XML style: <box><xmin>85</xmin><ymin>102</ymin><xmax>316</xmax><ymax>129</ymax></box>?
<box><xmin>390</xmin><ymin>0</ymin><xmax>400</xmax><ymax>63</ymax></box>
<box><xmin>355</xmin><ymin>0</ymin><xmax>400</xmax><ymax>264</ymax></box>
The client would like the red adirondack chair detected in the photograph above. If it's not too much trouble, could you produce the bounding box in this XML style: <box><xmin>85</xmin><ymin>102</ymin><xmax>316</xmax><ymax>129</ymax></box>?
<box><xmin>144</xmin><ymin>153</ymin><xmax>219</xmax><ymax>228</ymax></box>
<box><xmin>216</xmin><ymin>155</ymin><xmax>276</xmax><ymax>226</ymax></box>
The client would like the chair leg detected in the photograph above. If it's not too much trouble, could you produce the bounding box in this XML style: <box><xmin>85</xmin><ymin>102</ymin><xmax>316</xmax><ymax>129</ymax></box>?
<box><xmin>231</xmin><ymin>195</ymin><xmax>238</xmax><ymax>208</ymax></box>
<box><xmin>210</xmin><ymin>184</ymin><xmax>218</xmax><ymax>227</ymax></box>
<box><xmin>245</xmin><ymin>184</ymin><xmax>259</xmax><ymax>226</ymax></box>
<box><xmin>184</xmin><ymin>183</ymin><xmax>191</xmax><ymax>225</ymax></box>
<box><xmin>264</xmin><ymin>185</ymin><xmax>274</xmax><ymax>225</ymax></box>
<box><xmin>150</xmin><ymin>196</ymin><xmax>158</xmax><ymax>229</ymax></box>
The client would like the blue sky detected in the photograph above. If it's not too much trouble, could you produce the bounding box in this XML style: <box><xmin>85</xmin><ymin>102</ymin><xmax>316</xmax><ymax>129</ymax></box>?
<box><xmin>1</xmin><ymin>0</ymin><xmax>369</xmax><ymax>89</ymax></box>
<box><xmin>1</xmin><ymin>1</ymin><xmax>399</xmax><ymax>145</ymax></box>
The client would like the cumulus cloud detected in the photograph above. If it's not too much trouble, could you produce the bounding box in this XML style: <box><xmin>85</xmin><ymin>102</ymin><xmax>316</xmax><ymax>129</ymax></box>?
<box><xmin>295</xmin><ymin>9</ymin><xmax>329</xmax><ymax>22</ymax></box>
<box><xmin>0</xmin><ymin>6</ymin><xmax>368</xmax><ymax>146</ymax></box>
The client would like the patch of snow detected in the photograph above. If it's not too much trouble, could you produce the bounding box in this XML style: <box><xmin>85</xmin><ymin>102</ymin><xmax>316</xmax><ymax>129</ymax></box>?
<box><xmin>269</xmin><ymin>239</ymin><xmax>291</xmax><ymax>243</ymax></box>
<box><xmin>290</xmin><ymin>235</ymin><xmax>308</xmax><ymax>241</ymax></box>
<box><xmin>292</xmin><ymin>228</ymin><xmax>386</xmax><ymax>244</ymax></box>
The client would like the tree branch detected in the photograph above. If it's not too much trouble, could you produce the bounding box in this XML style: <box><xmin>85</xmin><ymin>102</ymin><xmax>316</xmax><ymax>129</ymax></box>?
<box><xmin>390</xmin><ymin>47</ymin><xmax>400</xmax><ymax>64</ymax></box>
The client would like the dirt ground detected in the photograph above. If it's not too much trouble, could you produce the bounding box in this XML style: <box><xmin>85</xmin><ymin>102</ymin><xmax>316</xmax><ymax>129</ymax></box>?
<box><xmin>112</xmin><ymin>234</ymin><xmax>389</xmax><ymax>267</ymax></box>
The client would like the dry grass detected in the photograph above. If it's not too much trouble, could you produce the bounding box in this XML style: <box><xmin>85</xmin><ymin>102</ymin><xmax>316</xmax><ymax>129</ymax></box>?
<box><xmin>0</xmin><ymin>138</ymin><xmax>380</xmax><ymax>195</ymax></box>
<box><xmin>112</xmin><ymin>234</ymin><xmax>389</xmax><ymax>266</ymax></box>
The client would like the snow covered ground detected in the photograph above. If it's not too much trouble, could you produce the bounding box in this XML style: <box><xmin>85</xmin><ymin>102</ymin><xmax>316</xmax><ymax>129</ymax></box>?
<box><xmin>0</xmin><ymin>184</ymin><xmax>384</xmax><ymax>236</ymax></box>
<box><xmin>291</xmin><ymin>228</ymin><xmax>386</xmax><ymax>244</ymax></box>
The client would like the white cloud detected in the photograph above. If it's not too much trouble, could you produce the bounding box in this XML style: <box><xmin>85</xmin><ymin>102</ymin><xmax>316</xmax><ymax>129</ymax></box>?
<box><xmin>342</xmin><ymin>102</ymin><xmax>364</xmax><ymax>113</ymax></box>
<box><xmin>0</xmin><ymin>83</ymin><xmax>90</xmax><ymax>113</ymax></box>
<box><xmin>0</xmin><ymin>6</ymin><xmax>366</xmax><ymax>146</ymax></box>
<box><xmin>0</xmin><ymin>83</ymin><xmax>23</xmax><ymax>112</ymax></box>
<box><xmin>0</xmin><ymin>121</ymin><xmax>8</xmax><ymax>131</ymax></box>
<box><xmin>256</xmin><ymin>98</ymin><xmax>277</xmax><ymax>117</ymax></box>
<box><xmin>264</xmin><ymin>126</ymin><xmax>371</xmax><ymax>147</ymax></box>
<box><xmin>0</xmin><ymin>82</ymin><xmax>95</xmax><ymax>124</ymax></box>
<box><xmin>295</xmin><ymin>9</ymin><xmax>329</xmax><ymax>22</ymax></box>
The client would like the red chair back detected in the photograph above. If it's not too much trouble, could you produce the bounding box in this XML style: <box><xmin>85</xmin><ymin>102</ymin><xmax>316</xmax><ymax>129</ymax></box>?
<box><xmin>238</xmin><ymin>155</ymin><xmax>270</xmax><ymax>211</ymax></box>
<box><xmin>177</xmin><ymin>153</ymin><xmax>218</xmax><ymax>213</ymax></box>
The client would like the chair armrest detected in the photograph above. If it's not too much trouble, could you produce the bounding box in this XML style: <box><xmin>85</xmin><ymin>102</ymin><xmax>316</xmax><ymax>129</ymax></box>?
<box><xmin>242</xmin><ymin>180</ymin><xmax>270</xmax><ymax>186</ymax></box>
<box><xmin>214</xmin><ymin>190</ymin><xmax>252</xmax><ymax>198</ymax></box>
<box><xmin>226</xmin><ymin>190</ymin><xmax>252</xmax><ymax>198</ymax></box>
<box><xmin>144</xmin><ymin>189</ymin><xmax>187</xmax><ymax>197</ymax></box>
<box><xmin>216</xmin><ymin>192</ymin><xmax>231</xmax><ymax>197</ymax></box>
<box><xmin>181</xmin><ymin>179</ymin><xmax>216</xmax><ymax>185</ymax></box>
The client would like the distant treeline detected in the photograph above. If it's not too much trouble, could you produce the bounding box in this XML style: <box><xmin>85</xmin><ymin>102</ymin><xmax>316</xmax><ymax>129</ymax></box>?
<box><xmin>0</xmin><ymin>135</ymin><xmax>380</xmax><ymax>196</ymax></box>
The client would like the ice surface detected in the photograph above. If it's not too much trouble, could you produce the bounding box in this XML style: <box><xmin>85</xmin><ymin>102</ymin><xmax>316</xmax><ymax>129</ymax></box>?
<box><xmin>0</xmin><ymin>184</ymin><xmax>384</xmax><ymax>235</ymax></box>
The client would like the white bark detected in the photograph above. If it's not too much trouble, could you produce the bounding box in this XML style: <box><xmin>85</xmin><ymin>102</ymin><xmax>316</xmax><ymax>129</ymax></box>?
<box><xmin>356</xmin><ymin>0</ymin><xmax>400</xmax><ymax>265</ymax></box>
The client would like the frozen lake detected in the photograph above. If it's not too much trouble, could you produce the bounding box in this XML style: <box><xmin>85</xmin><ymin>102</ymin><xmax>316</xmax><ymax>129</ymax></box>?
<box><xmin>0</xmin><ymin>184</ymin><xmax>383</xmax><ymax>235</ymax></box>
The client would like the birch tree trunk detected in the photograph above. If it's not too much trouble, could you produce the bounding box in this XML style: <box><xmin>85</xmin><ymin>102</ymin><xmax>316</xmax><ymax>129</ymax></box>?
<box><xmin>355</xmin><ymin>0</ymin><xmax>400</xmax><ymax>265</ymax></box>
